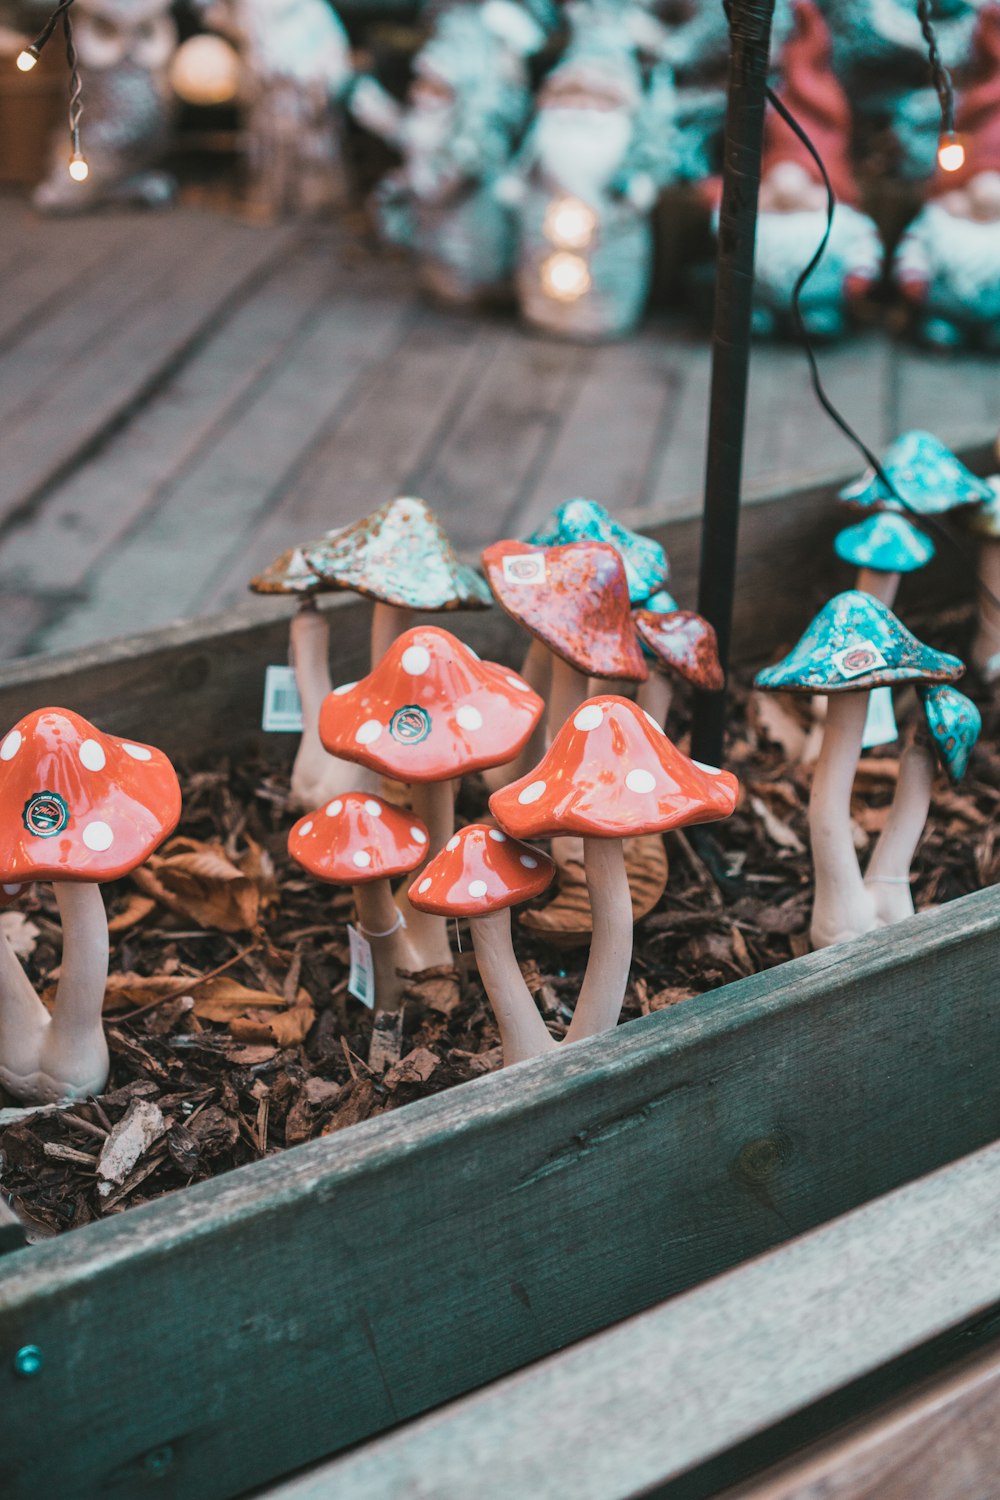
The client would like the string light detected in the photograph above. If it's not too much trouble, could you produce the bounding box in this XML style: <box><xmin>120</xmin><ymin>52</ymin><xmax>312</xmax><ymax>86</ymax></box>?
<box><xmin>69</xmin><ymin>152</ymin><xmax>89</xmax><ymax>181</ymax></box>
<box><xmin>937</xmin><ymin>133</ymin><xmax>966</xmax><ymax>173</ymax></box>
<box><xmin>541</xmin><ymin>252</ymin><xmax>591</xmax><ymax>302</ymax></box>
<box><xmin>543</xmin><ymin>196</ymin><xmax>598</xmax><ymax>251</ymax></box>
<box><xmin>11</xmin><ymin>0</ymin><xmax>87</xmax><ymax>184</ymax></box>
<box><xmin>16</xmin><ymin>47</ymin><xmax>40</xmax><ymax>71</ymax></box>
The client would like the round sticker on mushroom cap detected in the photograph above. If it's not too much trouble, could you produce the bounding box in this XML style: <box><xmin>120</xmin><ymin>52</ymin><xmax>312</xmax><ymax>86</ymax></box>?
<box><xmin>304</xmin><ymin>497</ymin><xmax>493</xmax><ymax>612</ymax></box>
<box><xmin>754</xmin><ymin>591</ymin><xmax>965</xmax><ymax>695</ymax></box>
<box><xmin>481</xmin><ymin>540</ymin><xmax>648</xmax><ymax>682</ymax></box>
<box><xmin>288</xmin><ymin>793</ymin><xmax>429</xmax><ymax>885</ymax></box>
<box><xmin>633</xmin><ymin>610</ymin><xmax>725</xmax><ymax>691</ymax></box>
<box><xmin>0</xmin><ymin>708</ymin><xmax>181</xmax><ymax>883</ymax></box>
<box><xmin>318</xmin><ymin>626</ymin><xmax>544</xmax><ymax>783</ymax></box>
<box><xmin>527</xmin><ymin>498</ymin><xmax>669</xmax><ymax>604</ymax></box>
<box><xmin>490</xmin><ymin>696</ymin><xmax>739</xmax><ymax>840</ymax></box>
<box><xmin>406</xmin><ymin>824</ymin><xmax>555</xmax><ymax>917</ymax></box>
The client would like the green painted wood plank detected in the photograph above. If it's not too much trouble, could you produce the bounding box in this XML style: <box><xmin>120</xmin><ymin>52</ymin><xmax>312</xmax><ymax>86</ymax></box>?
<box><xmin>281</xmin><ymin>1141</ymin><xmax>1000</xmax><ymax>1500</ymax></box>
<box><xmin>1</xmin><ymin>883</ymin><xmax>999</xmax><ymax>1500</ymax></box>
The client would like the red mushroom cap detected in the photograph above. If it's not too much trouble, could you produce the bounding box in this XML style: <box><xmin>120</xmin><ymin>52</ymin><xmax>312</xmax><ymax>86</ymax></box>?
<box><xmin>288</xmin><ymin>793</ymin><xmax>429</xmax><ymax>885</ymax></box>
<box><xmin>634</xmin><ymin>610</ymin><xmax>725</xmax><ymax>691</ymax></box>
<box><xmin>319</xmin><ymin>626</ymin><xmax>544</xmax><ymax>783</ymax></box>
<box><xmin>0</xmin><ymin>708</ymin><xmax>181</xmax><ymax>883</ymax></box>
<box><xmin>407</xmin><ymin>824</ymin><xmax>555</xmax><ymax>917</ymax></box>
<box><xmin>481</xmin><ymin>540</ymin><xmax>648</xmax><ymax>682</ymax></box>
<box><xmin>490</xmin><ymin>696</ymin><xmax>739</xmax><ymax>839</ymax></box>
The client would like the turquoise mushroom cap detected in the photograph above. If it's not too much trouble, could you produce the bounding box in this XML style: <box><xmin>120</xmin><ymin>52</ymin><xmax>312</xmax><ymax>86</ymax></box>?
<box><xmin>838</xmin><ymin>431</ymin><xmax>993</xmax><ymax>516</ymax></box>
<box><xmin>527</xmin><ymin>499</ymin><xmax>668</xmax><ymax>604</ymax></box>
<box><xmin>919</xmin><ymin>684</ymin><xmax>981</xmax><ymax>783</ymax></box>
<box><xmin>305</xmin><ymin>497</ymin><xmax>492</xmax><ymax>612</ymax></box>
<box><xmin>834</xmin><ymin>513</ymin><xmax>935</xmax><ymax>574</ymax></box>
<box><xmin>754</xmin><ymin>591</ymin><xmax>964</xmax><ymax>695</ymax></box>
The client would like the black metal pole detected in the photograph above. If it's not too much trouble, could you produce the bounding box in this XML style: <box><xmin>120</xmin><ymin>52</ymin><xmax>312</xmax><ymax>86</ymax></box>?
<box><xmin>690</xmin><ymin>0</ymin><xmax>776</xmax><ymax>767</ymax></box>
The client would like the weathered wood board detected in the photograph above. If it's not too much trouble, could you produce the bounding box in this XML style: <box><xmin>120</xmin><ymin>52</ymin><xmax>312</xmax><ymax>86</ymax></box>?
<box><xmin>1</xmin><ymin>883</ymin><xmax>999</xmax><ymax>1500</ymax></box>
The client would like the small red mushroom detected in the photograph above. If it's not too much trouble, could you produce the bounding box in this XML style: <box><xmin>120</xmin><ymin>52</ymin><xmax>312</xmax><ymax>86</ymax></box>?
<box><xmin>0</xmin><ymin>708</ymin><xmax>181</xmax><ymax>1103</ymax></box>
<box><xmin>408</xmin><ymin>825</ymin><xmax>556</xmax><ymax>1065</ymax></box>
<box><xmin>633</xmin><ymin>609</ymin><xmax>725</xmax><ymax>730</ymax></box>
<box><xmin>288</xmin><ymin>793</ymin><xmax>428</xmax><ymax>1021</ymax></box>
<box><xmin>490</xmin><ymin>696</ymin><xmax>738</xmax><ymax>1048</ymax></box>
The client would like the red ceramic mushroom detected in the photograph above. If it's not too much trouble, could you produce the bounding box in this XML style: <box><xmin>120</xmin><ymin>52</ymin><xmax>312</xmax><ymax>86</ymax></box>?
<box><xmin>0</xmin><ymin>708</ymin><xmax>181</xmax><ymax>1103</ymax></box>
<box><xmin>633</xmin><ymin>609</ymin><xmax>724</xmax><ymax>729</ymax></box>
<box><xmin>288</xmin><ymin>793</ymin><xmax>429</xmax><ymax>1020</ymax></box>
<box><xmin>408</xmin><ymin>825</ymin><xmax>556</xmax><ymax>1064</ymax></box>
<box><xmin>490</xmin><ymin>696</ymin><xmax>738</xmax><ymax>1048</ymax></box>
<box><xmin>319</xmin><ymin>626</ymin><xmax>543</xmax><ymax>967</ymax></box>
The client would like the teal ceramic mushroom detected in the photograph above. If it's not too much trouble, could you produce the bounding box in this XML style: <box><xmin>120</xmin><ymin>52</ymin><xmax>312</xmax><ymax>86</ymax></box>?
<box><xmin>527</xmin><ymin>499</ymin><xmax>668</xmax><ymax>605</ymax></box>
<box><xmin>755</xmin><ymin>591</ymin><xmax>963</xmax><ymax>950</ymax></box>
<box><xmin>834</xmin><ymin>513</ymin><xmax>935</xmax><ymax>607</ymax></box>
<box><xmin>838</xmin><ymin>431</ymin><xmax>993</xmax><ymax>516</ymax></box>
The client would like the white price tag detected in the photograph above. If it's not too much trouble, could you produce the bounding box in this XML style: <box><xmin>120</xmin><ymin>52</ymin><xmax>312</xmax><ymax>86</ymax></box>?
<box><xmin>502</xmin><ymin>552</ymin><xmax>547</xmax><ymax>586</ymax></box>
<box><xmin>347</xmin><ymin>924</ymin><xmax>375</xmax><ymax>1010</ymax></box>
<box><xmin>262</xmin><ymin>665</ymin><xmax>304</xmax><ymax>732</ymax></box>
<box><xmin>831</xmin><ymin>639</ymin><xmax>888</xmax><ymax>681</ymax></box>
<box><xmin>861</xmin><ymin>685</ymin><xmax>898</xmax><ymax>749</ymax></box>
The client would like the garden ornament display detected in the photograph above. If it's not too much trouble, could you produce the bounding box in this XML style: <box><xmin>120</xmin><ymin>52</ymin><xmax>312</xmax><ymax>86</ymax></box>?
<box><xmin>966</xmin><ymin>477</ymin><xmax>1000</xmax><ymax>679</ymax></box>
<box><xmin>733</xmin><ymin>0</ymin><xmax>881</xmax><ymax>340</ymax></box>
<box><xmin>864</xmin><ymin>684</ymin><xmax>981</xmax><ymax>925</ymax></box>
<box><xmin>408</xmin><ymin>825</ymin><xmax>556</xmax><ymax>1065</ymax></box>
<box><xmin>838</xmin><ymin>430</ymin><xmax>994</xmax><ymax>516</ymax></box>
<box><xmin>491</xmin><ymin>696</ymin><xmax>738</xmax><ymax>1052</ymax></box>
<box><xmin>319</xmin><ymin>626</ymin><xmax>543</xmax><ymax>967</ymax></box>
<box><xmin>288</xmin><ymin>794</ymin><xmax>428</xmax><ymax>1017</ymax></box>
<box><xmin>833</xmin><ymin>512</ymin><xmax>935</xmax><ymax>608</ymax></box>
<box><xmin>33</xmin><ymin>0</ymin><xmax>178</xmax><ymax>213</ymax></box>
<box><xmin>504</xmin><ymin>5</ymin><xmax>661</xmax><ymax>339</ymax></box>
<box><xmin>369</xmin><ymin>2</ymin><xmax>542</xmax><ymax>304</ymax></box>
<box><xmin>633</xmin><ymin>609</ymin><xmax>724</xmax><ymax>731</ymax></box>
<box><xmin>755</xmin><ymin>591</ymin><xmax>963</xmax><ymax>950</ymax></box>
<box><xmin>0</xmin><ymin>709</ymin><xmax>180</xmax><ymax>1103</ymax></box>
<box><xmin>892</xmin><ymin>4</ymin><xmax>1000</xmax><ymax>349</ymax></box>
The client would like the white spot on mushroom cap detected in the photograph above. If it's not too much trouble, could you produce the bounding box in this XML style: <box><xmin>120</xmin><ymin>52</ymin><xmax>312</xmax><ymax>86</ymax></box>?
<box><xmin>79</xmin><ymin>739</ymin><xmax>106</xmax><ymax>772</ymax></box>
<box><xmin>401</xmin><ymin>645</ymin><xmax>431</xmax><ymax>676</ymax></box>
<box><xmin>446</xmin><ymin>835</ymin><xmax>460</xmax><ymax>851</ymax></box>
<box><xmin>520</xmin><ymin>855</ymin><xmax>538</xmax><ymax>869</ymax></box>
<box><xmin>692</xmin><ymin>759</ymin><xmax>722</xmax><ymax>775</ymax></box>
<box><xmin>1</xmin><ymin>730</ymin><xmax>21</xmax><ymax>761</ymax></box>
<box><xmin>518</xmin><ymin>780</ymin><xmax>546</xmax><ymax>805</ymax></box>
<box><xmin>300</xmin><ymin>821</ymin><xmax>313</xmax><ymax>837</ymax></box>
<box><xmin>506</xmin><ymin>675</ymin><xmax>532</xmax><ymax>692</ymax></box>
<box><xmin>333</xmin><ymin>681</ymin><xmax>357</xmax><ymax>696</ymax></box>
<box><xmin>468</xmin><ymin>880</ymin><xmax>488</xmax><ymax>898</ymax></box>
<box><xmin>411</xmin><ymin>826</ymin><xmax>427</xmax><ymax>844</ymax></box>
<box><xmin>574</xmin><ymin>704</ymin><xmax>604</xmax><ymax>732</ymax></box>
<box><xmin>83</xmin><ymin>821</ymin><xmax>114</xmax><ymax>852</ymax></box>
<box><xmin>353</xmin><ymin>850</ymin><xmax>372</xmax><ymax>869</ymax></box>
<box><xmin>356</xmin><ymin>720</ymin><xmax>382</xmax><ymax>746</ymax></box>
<box><xmin>3</xmin><ymin>883</ymin><xmax>22</xmax><ymax>895</ymax></box>
<box><xmin>488</xmin><ymin>829</ymin><xmax>506</xmax><ymax>842</ymax></box>
<box><xmin>364</xmin><ymin>799</ymin><xmax>382</xmax><ymax>817</ymax></box>
<box><xmin>326</xmin><ymin>799</ymin><xmax>343</xmax><ymax>816</ymax></box>
<box><xmin>122</xmin><ymin>742</ymin><xmax>152</xmax><ymax>760</ymax></box>
<box><xmin>626</xmin><ymin>769</ymin><xmax>656</xmax><ymax>794</ymax></box>
<box><xmin>456</xmin><ymin>705</ymin><xmax>483</xmax><ymax>731</ymax></box>
<box><xmin>418</xmin><ymin>877</ymin><xmax>432</xmax><ymax>893</ymax></box>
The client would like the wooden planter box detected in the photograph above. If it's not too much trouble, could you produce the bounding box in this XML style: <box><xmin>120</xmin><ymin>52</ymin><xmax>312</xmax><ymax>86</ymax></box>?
<box><xmin>0</xmin><ymin>465</ymin><xmax>997</xmax><ymax>1500</ymax></box>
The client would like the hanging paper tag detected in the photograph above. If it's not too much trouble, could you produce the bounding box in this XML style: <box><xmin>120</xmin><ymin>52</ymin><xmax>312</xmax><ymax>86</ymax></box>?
<box><xmin>347</xmin><ymin>925</ymin><xmax>375</xmax><ymax>1009</ymax></box>
<box><xmin>502</xmin><ymin>552</ymin><xmax>547</xmax><ymax>585</ymax></box>
<box><xmin>831</xmin><ymin>640</ymin><xmax>888</xmax><ymax>681</ymax></box>
<box><xmin>861</xmin><ymin>685</ymin><xmax>898</xmax><ymax>750</ymax></box>
<box><xmin>262</xmin><ymin>665</ymin><xmax>304</xmax><ymax>732</ymax></box>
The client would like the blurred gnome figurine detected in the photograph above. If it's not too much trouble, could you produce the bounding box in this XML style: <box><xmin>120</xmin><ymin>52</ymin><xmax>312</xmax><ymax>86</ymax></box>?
<box><xmin>506</xmin><ymin>4</ymin><xmax>660</xmax><ymax>339</ymax></box>
<box><xmin>746</xmin><ymin>0</ymin><xmax>881</xmax><ymax>339</ymax></box>
<box><xmin>892</xmin><ymin>4</ymin><xmax>1000</xmax><ymax>350</ymax></box>
<box><xmin>371</xmin><ymin>2</ymin><xmax>543</xmax><ymax>305</ymax></box>
<box><xmin>201</xmin><ymin>0</ymin><xmax>354</xmax><ymax>216</ymax></box>
<box><xmin>34</xmin><ymin>0</ymin><xmax>178</xmax><ymax>213</ymax></box>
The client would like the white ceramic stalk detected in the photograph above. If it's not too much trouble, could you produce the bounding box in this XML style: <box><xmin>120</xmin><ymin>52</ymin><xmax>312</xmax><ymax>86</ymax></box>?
<box><xmin>855</xmin><ymin>567</ymin><xmax>899</xmax><ymax>607</ymax></box>
<box><xmin>370</xmin><ymin>602</ymin><xmax>413</xmax><ymax>667</ymax></box>
<box><xmin>565</xmin><ymin>837</ymin><xmax>633</xmax><ymax>1044</ymax></box>
<box><xmin>35</xmin><ymin>884</ymin><xmax>110</xmax><ymax>1104</ymax></box>
<box><xmin>636</xmin><ymin>671</ymin><xmax>674</xmax><ymax>730</ymax></box>
<box><xmin>471</xmin><ymin>909</ymin><xmax>556</xmax><ymax>1064</ymax></box>
<box><xmin>393</xmin><ymin>779</ymin><xmax>455</xmax><ymax>969</ymax></box>
<box><xmin>482</xmin><ymin>638</ymin><xmax>551</xmax><ymax>793</ymax></box>
<box><xmin>353</xmin><ymin>878</ymin><xmax>415</xmax><ymax>1014</ymax></box>
<box><xmin>971</xmin><ymin>538</ymin><xmax>1000</xmax><ymax>680</ymax></box>
<box><xmin>808</xmin><ymin>691</ymin><xmax>881</xmax><ymax>949</ymax></box>
<box><xmin>864</xmin><ymin>740</ymin><xmax>935</xmax><ymax>925</ymax></box>
<box><xmin>547</xmin><ymin>659</ymin><xmax>591</xmax><ymax>870</ymax></box>
<box><xmin>0</xmin><ymin>930</ymin><xmax>51</xmax><ymax>1101</ymax></box>
<box><xmin>290</xmin><ymin>606</ymin><xmax>367</xmax><ymax>809</ymax></box>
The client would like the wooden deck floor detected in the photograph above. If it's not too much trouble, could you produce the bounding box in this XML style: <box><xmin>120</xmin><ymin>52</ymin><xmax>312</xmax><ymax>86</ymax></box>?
<box><xmin>1</xmin><ymin>193</ymin><xmax>998</xmax><ymax>663</ymax></box>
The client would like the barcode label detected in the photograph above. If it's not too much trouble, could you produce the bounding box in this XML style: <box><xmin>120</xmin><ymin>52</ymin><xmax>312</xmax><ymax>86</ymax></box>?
<box><xmin>262</xmin><ymin>665</ymin><xmax>304</xmax><ymax>732</ymax></box>
<box><xmin>347</xmin><ymin>925</ymin><xmax>375</xmax><ymax>1009</ymax></box>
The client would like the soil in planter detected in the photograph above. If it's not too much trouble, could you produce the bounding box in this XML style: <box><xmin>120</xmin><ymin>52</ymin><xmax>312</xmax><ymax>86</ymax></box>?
<box><xmin>2</xmin><ymin>603</ymin><xmax>997</xmax><ymax>1238</ymax></box>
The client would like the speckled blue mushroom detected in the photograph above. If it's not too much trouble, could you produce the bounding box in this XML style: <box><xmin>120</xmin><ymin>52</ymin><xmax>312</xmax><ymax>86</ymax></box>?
<box><xmin>527</xmin><ymin>499</ymin><xmax>669</xmax><ymax>605</ymax></box>
<box><xmin>834</xmin><ymin>513</ymin><xmax>935</xmax><ymax>607</ymax></box>
<box><xmin>865</xmin><ymin>684</ymin><xmax>980</xmax><ymax>926</ymax></box>
<box><xmin>755</xmin><ymin>591</ymin><xmax>963</xmax><ymax>950</ymax></box>
<box><xmin>966</xmin><ymin>478</ymin><xmax>1000</xmax><ymax>680</ymax></box>
<box><xmin>838</xmin><ymin>431</ymin><xmax>994</xmax><ymax>517</ymax></box>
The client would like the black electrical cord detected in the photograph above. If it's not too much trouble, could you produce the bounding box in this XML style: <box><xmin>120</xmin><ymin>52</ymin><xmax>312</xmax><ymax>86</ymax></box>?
<box><xmin>917</xmin><ymin>0</ymin><xmax>956</xmax><ymax>139</ymax></box>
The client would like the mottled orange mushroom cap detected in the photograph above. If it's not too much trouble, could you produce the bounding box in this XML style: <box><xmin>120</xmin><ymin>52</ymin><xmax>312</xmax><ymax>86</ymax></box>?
<box><xmin>490</xmin><ymin>696</ymin><xmax>739</xmax><ymax>839</ymax></box>
<box><xmin>408</xmin><ymin>824</ymin><xmax>555</xmax><ymax>917</ymax></box>
<box><xmin>0</xmin><ymin>709</ymin><xmax>181</xmax><ymax>884</ymax></box>
<box><xmin>319</xmin><ymin>626</ymin><xmax>543</xmax><ymax>783</ymax></box>
<box><xmin>634</xmin><ymin>609</ymin><xmax>725</xmax><ymax>690</ymax></box>
<box><xmin>288</xmin><ymin>793</ymin><xmax>429</xmax><ymax>885</ymax></box>
<box><xmin>481</xmin><ymin>540</ymin><xmax>648</xmax><ymax>682</ymax></box>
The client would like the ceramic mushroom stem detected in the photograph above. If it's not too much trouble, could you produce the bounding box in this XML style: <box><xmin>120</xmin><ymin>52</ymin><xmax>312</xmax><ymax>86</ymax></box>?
<box><xmin>636</xmin><ymin>671</ymin><xmax>673</xmax><ymax>727</ymax></box>
<box><xmin>370</xmin><ymin>602</ymin><xmax>414</xmax><ymax>666</ymax></box>
<box><xmin>854</xmin><ymin>567</ymin><xmax>899</xmax><ymax>606</ymax></box>
<box><xmin>352</xmin><ymin>876</ymin><xmax>415</xmax><ymax>1015</ymax></box>
<box><xmin>973</xmin><ymin>543</ymin><xmax>1000</xmax><ymax>677</ymax></box>
<box><xmin>863</xmin><ymin>740</ymin><xmax>933</xmax><ymax>925</ymax></box>
<box><xmin>0</xmin><ymin>929</ymin><xmax>51</xmax><ymax>1099</ymax></box>
<box><xmin>808</xmin><ymin>691</ymin><xmax>881</xmax><ymax>948</ymax></box>
<box><xmin>470</xmin><ymin>908</ymin><xmax>557</xmax><ymax>1062</ymax></box>
<box><xmin>564</xmin><ymin>836</ymin><xmax>633</xmax><ymax>1044</ymax></box>
<box><xmin>481</xmin><ymin>638</ymin><xmax>552</xmax><ymax>792</ymax></box>
<box><xmin>290</xmin><ymin>604</ymin><xmax>368</xmax><ymax>809</ymax></box>
<box><xmin>36</xmin><ymin>882</ymin><xmax>111</xmax><ymax>1101</ymax></box>
<box><xmin>547</xmin><ymin>656</ymin><xmax>590</xmax><ymax>737</ymax></box>
<box><xmin>394</xmin><ymin>779</ymin><xmax>456</xmax><ymax>968</ymax></box>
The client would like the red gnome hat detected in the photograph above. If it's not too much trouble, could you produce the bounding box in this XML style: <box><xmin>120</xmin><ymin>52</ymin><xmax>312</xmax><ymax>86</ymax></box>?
<box><xmin>762</xmin><ymin>0</ymin><xmax>859</xmax><ymax>206</ymax></box>
<box><xmin>931</xmin><ymin>3</ymin><xmax>1000</xmax><ymax>194</ymax></box>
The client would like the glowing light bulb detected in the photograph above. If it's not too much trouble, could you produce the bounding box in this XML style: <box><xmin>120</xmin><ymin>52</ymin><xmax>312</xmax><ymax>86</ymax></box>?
<box><xmin>16</xmin><ymin>48</ymin><xmax>39</xmax><ymax>72</ymax></box>
<box><xmin>68</xmin><ymin>153</ymin><xmax>89</xmax><ymax>182</ymax></box>
<box><xmin>938</xmin><ymin>135</ymin><xmax>966</xmax><ymax>173</ymax></box>
<box><xmin>541</xmin><ymin>251</ymin><xmax>591</xmax><ymax>303</ymax></box>
<box><xmin>544</xmin><ymin>195</ymin><xmax>598</xmax><ymax>250</ymax></box>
